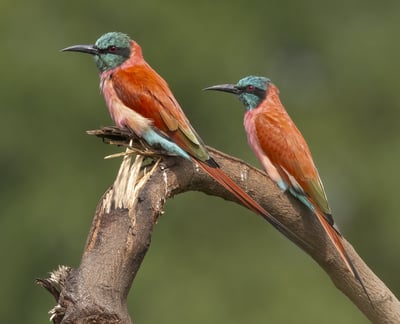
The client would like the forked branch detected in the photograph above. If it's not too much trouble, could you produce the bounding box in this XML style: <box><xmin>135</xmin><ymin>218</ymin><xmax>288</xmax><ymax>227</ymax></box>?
<box><xmin>37</xmin><ymin>127</ymin><xmax>400</xmax><ymax>324</ymax></box>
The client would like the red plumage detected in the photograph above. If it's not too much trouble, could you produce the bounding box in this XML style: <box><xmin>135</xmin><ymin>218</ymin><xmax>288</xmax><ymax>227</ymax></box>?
<box><xmin>206</xmin><ymin>76</ymin><xmax>371</xmax><ymax>303</ymax></box>
<box><xmin>63</xmin><ymin>34</ymin><xmax>296</xmax><ymax>240</ymax></box>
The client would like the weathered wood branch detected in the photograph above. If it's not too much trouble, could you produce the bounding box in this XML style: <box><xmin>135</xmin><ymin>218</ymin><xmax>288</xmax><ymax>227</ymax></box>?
<box><xmin>37</xmin><ymin>127</ymin><xmax>400</xmax><ymax>324</ymax></box>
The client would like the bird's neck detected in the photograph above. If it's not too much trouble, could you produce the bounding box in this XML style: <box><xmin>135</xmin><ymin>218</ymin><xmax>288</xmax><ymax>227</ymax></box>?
<box><xmin>265</xmin><ymin>83</ymin><xmax>281</xmax><ymax>106</ymax></box>
<box><xmin>244</xmin><ymin>83</ymin><xmax>282</xmax><ymax>113</ymax></box>
<box><xmin>115</xmin><ymin>41</ymin><xmax>145</xmax><ymax>70</ymax></box>
<box><xmin>99</xmin><ymin>41</ymin><xmax>146</xmax><ymax>84</ymax></box>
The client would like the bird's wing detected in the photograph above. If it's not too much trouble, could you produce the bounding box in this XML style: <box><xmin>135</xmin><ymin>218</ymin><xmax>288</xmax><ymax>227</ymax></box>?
<box><xmin>254</xmin><ymin>110</ymin><xmax>331</xmax><ymax>216</ymax></box>
<box><xmin>111</xmin><ymin>64</ymin><xmax>209</xmax><ymax>161</ymax></box>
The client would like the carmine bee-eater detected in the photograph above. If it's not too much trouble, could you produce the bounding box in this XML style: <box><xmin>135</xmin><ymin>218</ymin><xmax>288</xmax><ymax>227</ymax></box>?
<box><xmin>61</xmin><ymin>33</ymin><xmax>296</xmax><ymax>238</ymax></box>
<box><xmin>205</xmin><ymin>75</ymin><xmax>370</xmax><ymax>299</ymax></box>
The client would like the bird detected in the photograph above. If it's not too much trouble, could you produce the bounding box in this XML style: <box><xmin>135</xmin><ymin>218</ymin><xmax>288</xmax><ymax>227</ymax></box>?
<box><xmin>61</xmin><ymin>32</ymin><xmax>296</xmax><ymax>239</ymax></box>
<box><xmin>205</xmin><ymin>75</ymin><xmax>370</xmax><ymax>300</ymax></box>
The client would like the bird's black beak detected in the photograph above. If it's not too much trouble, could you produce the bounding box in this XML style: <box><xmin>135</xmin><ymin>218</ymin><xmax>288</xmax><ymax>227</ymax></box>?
<box><xmin>61</xmin><ymin>44</ymin><xmax>99</xmax><ymax>55</ymax></box>
<box><xmin>203</xmin><ymin>84</ymin><xmax>240</xmax><ymax>95</ymax></box>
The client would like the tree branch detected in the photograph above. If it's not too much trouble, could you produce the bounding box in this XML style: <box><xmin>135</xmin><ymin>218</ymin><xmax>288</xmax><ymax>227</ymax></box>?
<box><xmin>37</xmin><ymin>127</ymin><xmax>400</xmax><ymax>324</ymax></box>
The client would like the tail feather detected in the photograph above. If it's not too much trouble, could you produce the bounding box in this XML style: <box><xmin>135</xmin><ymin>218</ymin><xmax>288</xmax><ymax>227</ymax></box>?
<box><xmin>195</xmin><ymin>159</ymin><xmax>305</xmax><ymax>246</ymax></box>
<box><xmin>314</xmin><ymin>208</ymin><xmax>372</xmax><ymax>304</ymax></box>
<box><xmin>195</xmin><ymin>159</ymin><xmax>372</xmax><ymax>304</ymax></box>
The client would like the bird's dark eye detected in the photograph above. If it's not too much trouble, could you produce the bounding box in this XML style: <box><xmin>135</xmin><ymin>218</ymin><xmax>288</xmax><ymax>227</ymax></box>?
<box><xmin>246</xmin><ymin>85</ymin><xmax>255</xmax><ymax>92</ymax></box>
<box><xmin>108</xmin><ymin>45</ymin><xmax>117</xmax><ymax>52</ymax></box>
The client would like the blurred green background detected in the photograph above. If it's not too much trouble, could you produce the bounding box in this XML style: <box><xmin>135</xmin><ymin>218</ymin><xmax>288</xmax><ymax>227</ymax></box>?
<box><xmin>1</xmin><ymin>0</ymin><xmax>399</xmax><ymax>323</ymax></box>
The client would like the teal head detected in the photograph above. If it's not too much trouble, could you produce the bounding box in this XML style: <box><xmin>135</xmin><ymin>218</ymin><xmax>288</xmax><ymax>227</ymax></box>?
<box><xmin>205</xmin><ymin>76</ymin><xmax>270</xmax><ymax>111</ymax></box>
<box><xmin>62</xmin><ymin>32</ymin><xmax>131</xmax><ymax>72</ymax></box>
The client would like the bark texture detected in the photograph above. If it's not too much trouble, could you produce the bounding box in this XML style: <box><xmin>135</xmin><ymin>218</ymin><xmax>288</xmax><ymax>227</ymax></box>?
<box><xmin>37</xmin><ymin>127</ymin><xmax>400</xmax><ymax>324</ymax></box>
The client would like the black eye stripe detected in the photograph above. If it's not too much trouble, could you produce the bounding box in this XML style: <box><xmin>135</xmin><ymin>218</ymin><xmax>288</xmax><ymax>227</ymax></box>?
<box><xmin>239</xmin><ymin>86</ymin><xmax>266</xmax><ymax>98</ymax></box>
<box><xmin>96</xmin><ymin>46</ymin><xmax>130</xmax><ymax>58</ymax></box>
